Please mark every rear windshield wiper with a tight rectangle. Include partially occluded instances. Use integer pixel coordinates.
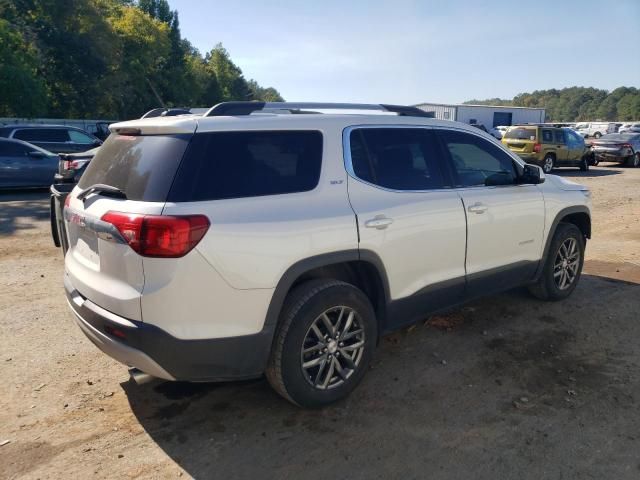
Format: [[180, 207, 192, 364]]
[[77, 184, 127, 201]]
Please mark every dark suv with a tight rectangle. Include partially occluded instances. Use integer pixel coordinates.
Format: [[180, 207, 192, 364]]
[[0, 125, 102, 154]]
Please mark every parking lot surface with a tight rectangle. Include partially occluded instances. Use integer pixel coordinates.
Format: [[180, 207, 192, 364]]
[[1, 164, 639, 479]]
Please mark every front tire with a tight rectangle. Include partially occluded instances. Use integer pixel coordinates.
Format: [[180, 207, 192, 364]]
[[594, 132, 602, 139], [542, 154, 555, 174], [266, 279, 377, 408], [528, 223, 585, 301]]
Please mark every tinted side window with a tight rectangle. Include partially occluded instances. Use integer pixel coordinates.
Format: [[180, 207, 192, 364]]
[[439, 129, 517, 187], [554, 130, 565, 144], [68, 129, 95, 144], [0, 141, 29, 156], [542, 130, 553, 143], [169, 131, 323, 202], [14, 128, 70, 142], [349, 128, 445, 190]]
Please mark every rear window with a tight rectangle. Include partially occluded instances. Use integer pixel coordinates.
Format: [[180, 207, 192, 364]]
[[78, 134, 190, 201], [168, 131, 323, 202], [14, 128, 70, 142], [505, 128, 537, 140]]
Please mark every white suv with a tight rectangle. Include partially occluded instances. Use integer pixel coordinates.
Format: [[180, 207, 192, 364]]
[[62, 102, 592, 407]]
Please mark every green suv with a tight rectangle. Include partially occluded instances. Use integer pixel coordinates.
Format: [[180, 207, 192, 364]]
[[502, 126, 593, 173]]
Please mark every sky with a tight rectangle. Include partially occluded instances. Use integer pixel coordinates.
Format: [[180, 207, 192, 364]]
[[170, 0, 640, 105]]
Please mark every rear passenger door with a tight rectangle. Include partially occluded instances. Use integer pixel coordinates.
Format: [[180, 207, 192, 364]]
[[435, 128, 545, 296], [345, 126, 467, 327], [553, 129, 568, 162]]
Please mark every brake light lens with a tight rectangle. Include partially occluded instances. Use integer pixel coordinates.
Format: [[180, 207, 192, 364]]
[[622, 143, 632, 149], [63, 159, 88, 171], [101, 211, 210, 258], [533, 143, 541, 153]]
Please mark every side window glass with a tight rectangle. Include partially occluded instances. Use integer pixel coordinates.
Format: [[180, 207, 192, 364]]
[[14, 128, 69, 142], [349, 128, 445, 191], [554, 130, 565, 144], [68, 130, 95, 144], [438, 129, 516, 187], [0, 141, 29, 156], [542, 130, 553, 143]]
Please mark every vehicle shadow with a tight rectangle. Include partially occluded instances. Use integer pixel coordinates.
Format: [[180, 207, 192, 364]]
[[553, 166, 622, 177], [121, 274, 640, 479], [0, 189, 50, 235]]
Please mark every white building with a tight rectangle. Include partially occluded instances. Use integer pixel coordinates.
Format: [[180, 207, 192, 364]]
[[414, 103, 546, 128]]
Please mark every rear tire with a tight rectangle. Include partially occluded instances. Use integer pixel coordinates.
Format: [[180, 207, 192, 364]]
[[579, 156, 589, 172], [626, 153, 640, 168], [528, 223, 585, 301], [266, 279, 377, 408], [594, 132, 602, 139], [542, 154, 555, 174]]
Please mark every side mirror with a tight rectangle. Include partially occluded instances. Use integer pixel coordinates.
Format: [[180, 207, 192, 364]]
[[28, 151, 47, 159], [520, 164, 545, 184]]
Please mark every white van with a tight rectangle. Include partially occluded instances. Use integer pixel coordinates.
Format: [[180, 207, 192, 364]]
[[574, 122, 616, 138]]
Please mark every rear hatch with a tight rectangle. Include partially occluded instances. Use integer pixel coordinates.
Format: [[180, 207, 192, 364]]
[[64, 124, 194, 320], [503, 127, 538, 153]]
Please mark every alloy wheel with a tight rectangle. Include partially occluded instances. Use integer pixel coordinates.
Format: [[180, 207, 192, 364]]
[[301, 306, 365, 390], [543, 157, 554, 173], [553, 238, 580, 290]]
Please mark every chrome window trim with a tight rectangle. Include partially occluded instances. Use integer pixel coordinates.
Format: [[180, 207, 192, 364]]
[[342, 124, 526, 194]]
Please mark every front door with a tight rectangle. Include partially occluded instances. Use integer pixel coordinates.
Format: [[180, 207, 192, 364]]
[[345, 126, 467, 329], [436, 128, 545, 296]]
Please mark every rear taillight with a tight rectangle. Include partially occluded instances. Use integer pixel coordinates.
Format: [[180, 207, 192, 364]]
[[63, 160, 88, 170], [533, 143, 541, 153], [622, 143, 632, 149], [100, 211, 210, 258]]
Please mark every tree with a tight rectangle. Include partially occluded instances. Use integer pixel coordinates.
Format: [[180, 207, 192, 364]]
[[0, 19, 47, 116]]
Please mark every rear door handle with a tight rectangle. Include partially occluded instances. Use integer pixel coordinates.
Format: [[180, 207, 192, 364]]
[[467, 202, 488, 214], [365, 215, 393, 229]]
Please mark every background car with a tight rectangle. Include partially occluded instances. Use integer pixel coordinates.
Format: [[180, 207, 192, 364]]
[[574, 122, 617, 139], [502, 125, 593, 172], [489, 125, 508, 139], [591, 133, 640, 167], [0, 124, 102, 154], [618, 123, 640, 134], [55, 147, 99, 184], [0, 138, 59, 188]]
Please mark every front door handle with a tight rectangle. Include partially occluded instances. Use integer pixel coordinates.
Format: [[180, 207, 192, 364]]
[[365, 215, 393, 229], [467, 202, 488, 214]]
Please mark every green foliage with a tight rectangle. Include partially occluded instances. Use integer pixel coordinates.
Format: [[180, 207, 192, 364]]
[[0, 0, 284, 119], [0, 19, 47, 116], [465, 87, 640, 121]]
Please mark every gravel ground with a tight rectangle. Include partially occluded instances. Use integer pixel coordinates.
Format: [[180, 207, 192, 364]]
[[1, 163, 639, 480]]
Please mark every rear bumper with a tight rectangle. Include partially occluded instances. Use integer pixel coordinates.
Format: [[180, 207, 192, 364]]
[[594, 152, 628, 163], [65, 276, 274, 382]]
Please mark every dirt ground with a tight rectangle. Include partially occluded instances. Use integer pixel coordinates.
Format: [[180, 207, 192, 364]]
[[1, 164, 639, 480]]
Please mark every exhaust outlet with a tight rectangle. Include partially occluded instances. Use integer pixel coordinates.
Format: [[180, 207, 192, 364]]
[[129, 368, 155, 385]]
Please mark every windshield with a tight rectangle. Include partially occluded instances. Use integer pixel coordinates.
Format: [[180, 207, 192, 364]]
[[78, 134, 190, 201], [504, 127, 537, 140]]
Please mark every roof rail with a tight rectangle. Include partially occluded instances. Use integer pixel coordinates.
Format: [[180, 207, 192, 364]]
[[140, 107, 194, 119], [204, 102, 434, 118]]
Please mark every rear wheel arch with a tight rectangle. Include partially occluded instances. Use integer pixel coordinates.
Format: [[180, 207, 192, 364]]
[[264, 251, 390, 338]]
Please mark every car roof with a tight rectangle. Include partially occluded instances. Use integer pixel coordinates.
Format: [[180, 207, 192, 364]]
[[111, 113, 490, 136], [0, 136, 57, 154], [1, 124, 90, 131]]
